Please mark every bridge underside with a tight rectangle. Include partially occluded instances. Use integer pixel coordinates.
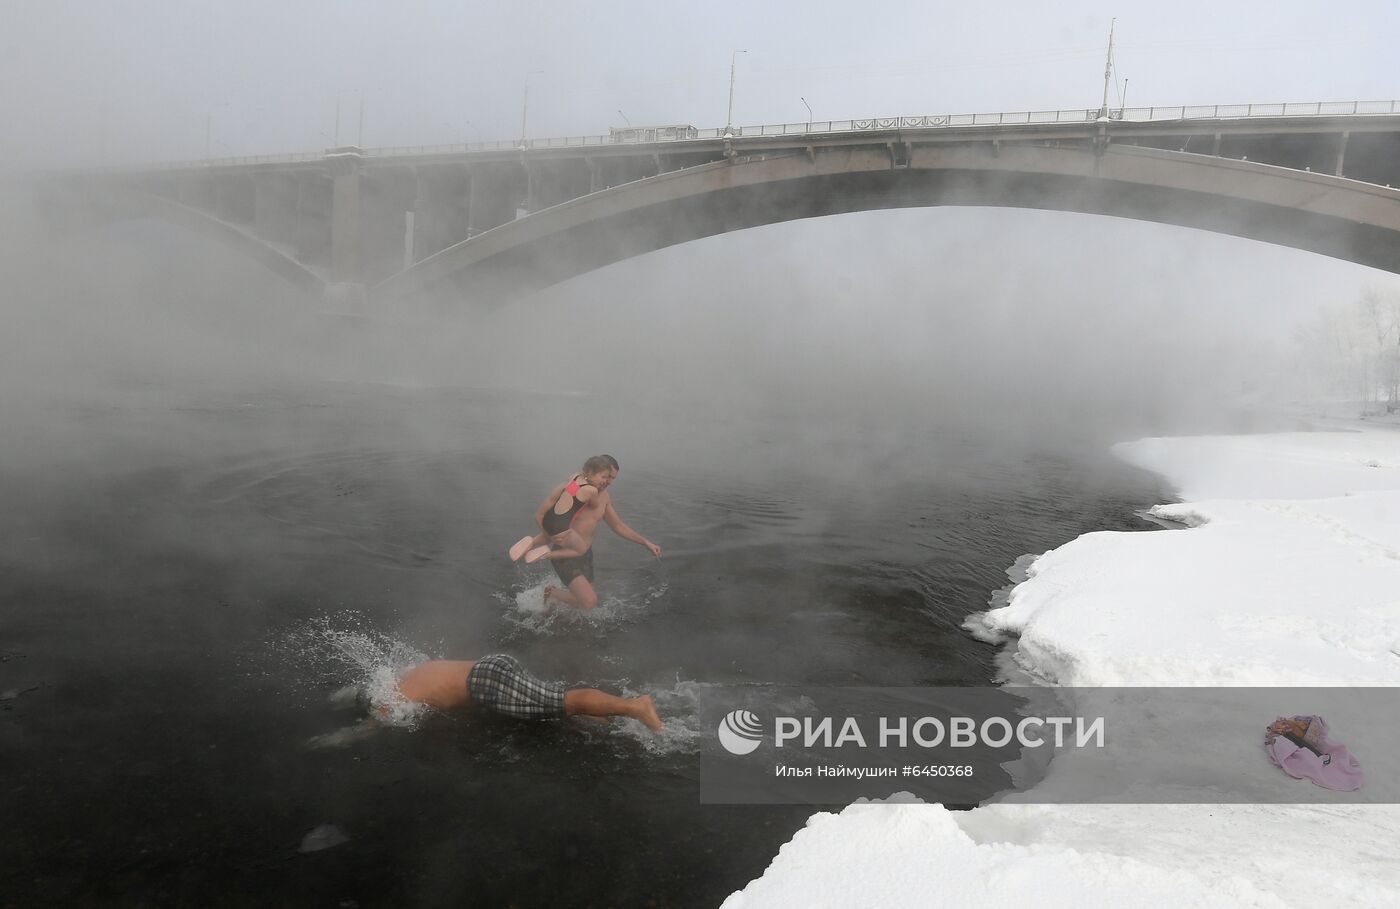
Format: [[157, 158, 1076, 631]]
[[376, 143, 1400, 305], [47, 185, 327, 297]]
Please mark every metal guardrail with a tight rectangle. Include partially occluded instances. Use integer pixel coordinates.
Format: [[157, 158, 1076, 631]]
[[108, 100, 1400, 171]]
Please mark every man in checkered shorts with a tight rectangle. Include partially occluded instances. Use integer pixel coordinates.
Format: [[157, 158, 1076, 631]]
[[392, 654, 663, 731]]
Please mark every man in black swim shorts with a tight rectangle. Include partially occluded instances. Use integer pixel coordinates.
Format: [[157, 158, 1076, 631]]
[[550, 548, 593, 589], [529, 455, 660, 610]]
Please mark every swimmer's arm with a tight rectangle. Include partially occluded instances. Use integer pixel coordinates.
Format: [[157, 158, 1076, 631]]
[[603, 502, 661, 556]]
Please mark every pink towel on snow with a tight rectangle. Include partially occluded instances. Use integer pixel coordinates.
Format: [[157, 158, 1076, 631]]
[[1264, 715, 1364, 791]]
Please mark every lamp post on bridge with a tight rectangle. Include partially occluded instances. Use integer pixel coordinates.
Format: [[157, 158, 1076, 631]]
[[724, 50, 747, 138], [1098, 18, 1116, 120], [520, 70, 544, 147], [801, 96, 812, 132], [331, 92, 371, 149]]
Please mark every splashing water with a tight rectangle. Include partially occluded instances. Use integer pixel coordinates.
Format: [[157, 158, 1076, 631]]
[[279, 613, 431, 729], [598, 678, 726, 756], [497, 578, 669, 637]]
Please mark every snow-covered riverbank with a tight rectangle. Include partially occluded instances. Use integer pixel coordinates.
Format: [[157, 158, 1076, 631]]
[[725, 420, 1400, 908]]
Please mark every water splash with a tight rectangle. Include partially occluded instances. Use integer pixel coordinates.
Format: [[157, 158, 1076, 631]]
[[278, 613, 431, 729], [497, 577, 669, 637], [608, 678, 719, 756]]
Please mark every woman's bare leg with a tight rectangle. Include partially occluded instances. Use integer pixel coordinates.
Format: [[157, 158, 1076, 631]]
[[524, 529, 588, 563], [510, 531, 549, 561], [527, 544, 587, 563]]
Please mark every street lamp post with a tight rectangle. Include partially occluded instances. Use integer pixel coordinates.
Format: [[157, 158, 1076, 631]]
[[520, 70, 544, 145], [801, 96, 812, 132], [1099, 18, 1116, 119], [618, 110, 631, 127], [725, 50, 747, 137], [331, 92, 368, 148]]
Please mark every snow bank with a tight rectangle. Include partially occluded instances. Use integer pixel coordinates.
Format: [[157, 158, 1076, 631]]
[[722, 798, 1273, 909], [725, 422, 1400, 908]]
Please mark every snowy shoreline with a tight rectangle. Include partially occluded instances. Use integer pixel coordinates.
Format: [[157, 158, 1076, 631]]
[[724, 420, 1400, 908]]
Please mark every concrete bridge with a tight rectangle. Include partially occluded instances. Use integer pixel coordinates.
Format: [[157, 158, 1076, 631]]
[[52, 100, 1400, 306]]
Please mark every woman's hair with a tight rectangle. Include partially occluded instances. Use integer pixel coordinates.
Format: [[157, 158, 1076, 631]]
[[582, 454, 619, 475]]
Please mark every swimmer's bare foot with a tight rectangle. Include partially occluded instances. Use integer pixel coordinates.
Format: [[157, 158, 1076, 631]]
[[509, 535, 535, 561], [543, 585, 562, 605], [632, 695, 663, 733]]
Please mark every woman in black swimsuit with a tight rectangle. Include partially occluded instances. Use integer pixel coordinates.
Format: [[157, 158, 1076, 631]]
[[508, 457, 612, 564]]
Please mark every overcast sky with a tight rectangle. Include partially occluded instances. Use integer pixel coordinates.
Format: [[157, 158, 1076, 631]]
[[3, 1, 1398, 167]]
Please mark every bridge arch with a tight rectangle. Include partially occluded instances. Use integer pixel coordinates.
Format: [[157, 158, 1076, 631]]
[[373, 143, 1400, 304], [55, 186, 326, 296]]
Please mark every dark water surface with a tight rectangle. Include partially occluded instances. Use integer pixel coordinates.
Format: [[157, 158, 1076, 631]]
[[0, 380, 1165, 907]]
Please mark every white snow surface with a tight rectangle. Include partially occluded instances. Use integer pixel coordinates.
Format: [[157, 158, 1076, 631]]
[[724, 422, 1400, 908]]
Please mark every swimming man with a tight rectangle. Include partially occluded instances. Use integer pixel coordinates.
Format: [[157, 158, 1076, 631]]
[[394, 654, 663, 731]]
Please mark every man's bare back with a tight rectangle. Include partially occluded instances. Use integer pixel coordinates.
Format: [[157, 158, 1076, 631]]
[[394, 659, 475, 710]]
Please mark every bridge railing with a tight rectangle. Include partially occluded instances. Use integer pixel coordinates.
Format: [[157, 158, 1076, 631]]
[[91, 100, 1400, 171], [365, 136, 611, 157], [707, 100, 1400, 138], [386, 99, 1399, 153], [119, 150, 328, 171]]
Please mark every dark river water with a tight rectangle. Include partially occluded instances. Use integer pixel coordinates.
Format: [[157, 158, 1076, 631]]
[[0, 377, 1166, 907]]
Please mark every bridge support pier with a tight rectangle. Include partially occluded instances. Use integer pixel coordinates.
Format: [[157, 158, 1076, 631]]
[[327, 147, 364, 285], [409, 164, 471, 259], [520, 159, 536, 216], [177, 173, 214, 211], [464, 164, 517, 236], [254, 173, 298, 246], [465, 169, 481, 238], [292, 172, 329, 267]]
